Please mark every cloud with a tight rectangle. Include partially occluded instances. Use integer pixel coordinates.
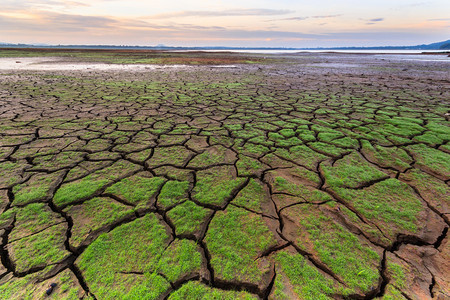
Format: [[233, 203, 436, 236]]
[[428, 18, 450, 21], [360, 17, 384, 25], [272, 14, 342, 22], [0, 11, 118, 33], [393, 2, 432, 10], [0, 7, 447, 47], [279, 17, 308, 21], [2, 0, 90, 11], [148, 9, 293, 19], [311, 14, 342, 19]]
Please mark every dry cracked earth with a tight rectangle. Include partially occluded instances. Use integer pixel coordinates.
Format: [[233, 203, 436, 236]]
[[0, 51, 449, 299]]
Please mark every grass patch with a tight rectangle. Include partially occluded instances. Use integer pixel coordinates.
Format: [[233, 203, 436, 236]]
[[192, 166, 246, 207], [334, 179, 423, 235], [105, 172, 166, 208], [65, 197, 134, 248], [274, 251, 345, 299], [283, 203, 380, 293], [205, 206, 277, 285], [167, 200, 211, 236], [321, 152, 388, 189], [76, 214, 170, 299], [53, 160, 140, 207], [9, 223, 70, 273], [168, 281, 257, 299], [157, 180, 190, 209]]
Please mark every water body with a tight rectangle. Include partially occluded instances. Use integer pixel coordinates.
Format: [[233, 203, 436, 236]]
[[188, 49, 448, 54], [182, 49, 450, 62]]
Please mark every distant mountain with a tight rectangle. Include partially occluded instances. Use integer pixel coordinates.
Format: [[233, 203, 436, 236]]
[[0, 40, 449, 51]]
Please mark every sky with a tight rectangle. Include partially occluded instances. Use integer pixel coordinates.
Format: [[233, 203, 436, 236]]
[[1, 0, 449, 47]]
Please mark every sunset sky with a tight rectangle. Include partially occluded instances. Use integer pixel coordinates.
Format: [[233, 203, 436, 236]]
[[1, 0, 449, 47]]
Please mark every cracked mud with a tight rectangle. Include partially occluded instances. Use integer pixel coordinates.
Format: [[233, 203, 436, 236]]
[[0, 50, 449, 299]]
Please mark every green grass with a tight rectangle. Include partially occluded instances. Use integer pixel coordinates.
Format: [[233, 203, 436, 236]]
[[9, 223, 70, 273], [76, 214, 171, 299], [399, 168, 449, 213], [12, 171, 63, 206], [273, 176, 332, 203], [382, 261, 408, 300], [65, 197, 134, 248], [188, 145, 235, 168], [146, 146, 193, 168], [275, 145, 327, 169], [407, 144, 450, 178], [53, 160, 141, 207], [0, 54, 447, 299], [192, 166, 246, 207], [334, 179, 423, 235], [309, 142, 348, 157], [154, 239, 202, 282], [274, 251, 343, 299], [236, 155, 267, 177], [9, 203, 63, 242], [105, 173, 166, 207], [0, 268, 85, 300], [126, 148, 153, 162], [284, 203, 380, 293], [361, 140, 412, 171], [167, 200, 211, 236], [0, 160, 29, 188], [232, 179, 267, 213], [157, 180, 190, 209], [168, 281, 257, 299], [205, 205, 277, 285], [321, 151, 389, 188]]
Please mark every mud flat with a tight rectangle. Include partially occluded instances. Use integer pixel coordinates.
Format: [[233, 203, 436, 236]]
[[0, 49, 448, 299]]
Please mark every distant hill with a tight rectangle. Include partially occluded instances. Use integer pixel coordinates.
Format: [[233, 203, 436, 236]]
[[324, 39, 450, 51], [0, 40, 449, 51]]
